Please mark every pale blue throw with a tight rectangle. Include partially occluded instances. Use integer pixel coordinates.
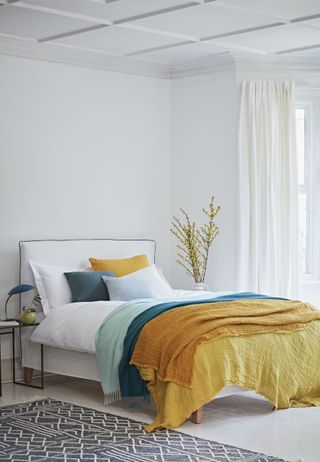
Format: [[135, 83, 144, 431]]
[[95, 299, 163, 402]]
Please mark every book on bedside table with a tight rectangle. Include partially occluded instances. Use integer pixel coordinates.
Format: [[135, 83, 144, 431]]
[[0, 320, 19, 327]]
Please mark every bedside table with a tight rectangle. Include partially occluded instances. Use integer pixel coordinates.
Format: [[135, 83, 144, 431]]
[[0, 322, 44, 397]]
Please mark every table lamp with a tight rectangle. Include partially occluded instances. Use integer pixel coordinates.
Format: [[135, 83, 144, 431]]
[[3, 284, 34, 321]]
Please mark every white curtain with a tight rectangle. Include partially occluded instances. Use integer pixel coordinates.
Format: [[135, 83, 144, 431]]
[[238, 80, 299, 298]]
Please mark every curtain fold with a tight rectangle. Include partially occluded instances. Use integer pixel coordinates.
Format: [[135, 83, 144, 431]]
[[238, 81, 299, 298]]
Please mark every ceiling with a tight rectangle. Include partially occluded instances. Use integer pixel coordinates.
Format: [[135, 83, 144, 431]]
[[1, 0, 320, 68]]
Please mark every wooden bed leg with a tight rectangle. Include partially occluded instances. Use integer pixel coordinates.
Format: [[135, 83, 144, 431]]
[[24, 367, 33, 385], [190, 406, 204, 424]]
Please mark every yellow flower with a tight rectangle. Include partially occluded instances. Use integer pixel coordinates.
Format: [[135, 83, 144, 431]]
[[170, 197, 220, 283]]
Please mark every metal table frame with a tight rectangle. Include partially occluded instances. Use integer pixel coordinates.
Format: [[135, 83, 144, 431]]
[[0, 323, 44, 396]]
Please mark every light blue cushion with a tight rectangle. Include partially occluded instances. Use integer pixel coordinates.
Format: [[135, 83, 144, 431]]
[[101, 277, 155, 301]]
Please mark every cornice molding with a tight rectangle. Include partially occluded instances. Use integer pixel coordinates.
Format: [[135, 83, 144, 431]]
[[0, 36, 170, 79], [296, 86, 320, 98], [0, 35, 236, 79], [170, 53, 235, 79], [1, 36, 320, 82], [234, 54, 320, 76]]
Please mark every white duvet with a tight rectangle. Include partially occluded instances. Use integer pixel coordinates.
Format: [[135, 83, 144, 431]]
[[31, 290, 232, 354]]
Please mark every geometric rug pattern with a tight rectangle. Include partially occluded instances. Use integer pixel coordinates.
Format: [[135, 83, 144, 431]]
[[0, 398, 289, 461]]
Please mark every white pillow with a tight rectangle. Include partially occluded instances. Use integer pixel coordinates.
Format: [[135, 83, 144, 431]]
[[29, 260, 79, 315], [156, 266, 173, 291], [115, 264, 174, 299]]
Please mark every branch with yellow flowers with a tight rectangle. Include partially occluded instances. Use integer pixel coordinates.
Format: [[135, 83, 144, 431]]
[[171, 197, 220, 283]]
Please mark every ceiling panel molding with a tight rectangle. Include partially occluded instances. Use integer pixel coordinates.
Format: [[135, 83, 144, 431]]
[[211, 23, 320, 54], [214, 0, 290, 23], [128, 3, 283, 41], [12, 1, 200, 27], [11, 2, 113, 25], [0, 35, 170, 78], [125, 40, 193, 58], [291, 13, 320, 24], [136, 41, 228, 64], [0, 4, 98, 40], [277, 43, 320, 55], [200, 21, 284, 41], [219, 0, 320, 22], [119, 23, 198, 43], [38, 24, 108, 43], [114, 2, 199, 25], [53, 26, 186, 57]]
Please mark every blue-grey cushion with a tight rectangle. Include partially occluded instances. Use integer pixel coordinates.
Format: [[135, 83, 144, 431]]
[[64, 271, 115, 302], [101, 276, 155, 301]]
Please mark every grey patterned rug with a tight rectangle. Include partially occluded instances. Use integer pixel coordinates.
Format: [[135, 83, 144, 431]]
[[0, 398, 289, 461]]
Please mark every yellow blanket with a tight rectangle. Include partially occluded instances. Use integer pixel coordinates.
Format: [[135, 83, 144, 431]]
[[130, 299, 320, 431]]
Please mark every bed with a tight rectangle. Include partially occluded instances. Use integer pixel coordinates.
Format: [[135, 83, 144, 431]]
[[19, 239, 243, 406], [20, 239, 320, 431]]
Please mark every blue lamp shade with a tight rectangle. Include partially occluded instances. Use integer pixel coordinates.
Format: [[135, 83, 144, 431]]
[[3, 284, 35, 321], [8, 284, 34, 295]]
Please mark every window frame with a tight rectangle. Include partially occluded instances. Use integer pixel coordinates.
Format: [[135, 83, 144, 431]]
[[296, 106, 308, 275]]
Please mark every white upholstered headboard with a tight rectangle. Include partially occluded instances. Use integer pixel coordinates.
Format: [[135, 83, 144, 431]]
[[19, 238, 156, 306]]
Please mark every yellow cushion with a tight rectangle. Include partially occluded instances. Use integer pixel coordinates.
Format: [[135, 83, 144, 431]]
[[89, 254, 149, 277]]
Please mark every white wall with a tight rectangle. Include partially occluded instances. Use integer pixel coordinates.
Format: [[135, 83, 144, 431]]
[[170, 71, 239, 290], [0, 55, 171, 357], [2, 52, 320, 365]]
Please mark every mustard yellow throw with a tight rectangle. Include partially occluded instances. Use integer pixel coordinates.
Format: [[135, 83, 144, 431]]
[[130, 299, 320, 431]]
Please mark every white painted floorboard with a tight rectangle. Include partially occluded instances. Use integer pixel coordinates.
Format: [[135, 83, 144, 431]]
[[1, 376, 319, 462]]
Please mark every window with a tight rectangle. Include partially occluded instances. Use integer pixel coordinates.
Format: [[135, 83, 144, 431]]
[[296, 99, 320, 280]]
